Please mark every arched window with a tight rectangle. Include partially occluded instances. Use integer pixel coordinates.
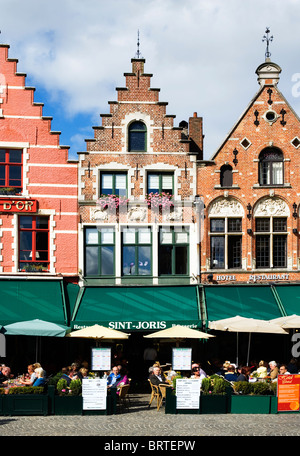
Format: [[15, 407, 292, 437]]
[[259, 147, 284, 186], [128, 121, 147, 152], [220, 164, 233, 187]]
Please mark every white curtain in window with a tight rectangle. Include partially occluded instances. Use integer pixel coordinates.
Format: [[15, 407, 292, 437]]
[[162, 174, 173, 191], [148, 174, 159, 190], [115, 174, 126, 190], [272, 162, 283, 184], [102, 174, 113, 190]]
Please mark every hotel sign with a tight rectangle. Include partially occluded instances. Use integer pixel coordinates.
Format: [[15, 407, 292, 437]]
[[0, 199, 38, 213]]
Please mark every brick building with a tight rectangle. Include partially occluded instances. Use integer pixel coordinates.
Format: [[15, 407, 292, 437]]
[[0, 44, 78, 359], [72, 57, 204, 335], [198, 57, 300, 284]]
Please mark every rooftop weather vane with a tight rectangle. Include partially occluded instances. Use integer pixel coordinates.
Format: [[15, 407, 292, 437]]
[[135, 30, 143, 59], [262, 27, 273, 60]]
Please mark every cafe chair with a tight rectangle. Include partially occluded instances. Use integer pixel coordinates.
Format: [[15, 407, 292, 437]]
[[148, 379, 161, 410], [158, 384, 172, 410], [117, 384, 130, 413]]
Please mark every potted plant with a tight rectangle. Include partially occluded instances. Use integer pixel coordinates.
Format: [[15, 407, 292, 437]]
[[200, 375, 231, 414], [53, 378, 83, 415]]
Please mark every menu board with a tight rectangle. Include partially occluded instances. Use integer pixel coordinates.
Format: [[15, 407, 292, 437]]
[[277, 374, 300, 412], [82, 378, 107, 410], [176, 378, 201, 409], [91, 347, 111, 371], [172, 348, 192, 370]]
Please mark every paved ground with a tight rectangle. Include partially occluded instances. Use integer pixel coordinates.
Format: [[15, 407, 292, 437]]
[[0, 394, 300, 439]]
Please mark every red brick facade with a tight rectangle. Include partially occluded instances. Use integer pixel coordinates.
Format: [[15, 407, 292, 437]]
[[78, 58, 202, 285], [0, 45, 78, 280], [197, 59, 300, 285]]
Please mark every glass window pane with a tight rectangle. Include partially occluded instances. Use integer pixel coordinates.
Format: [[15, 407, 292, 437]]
[[85, 246, 99, 275], [138, 246, 151, 275], [129, 132, 145, 151], [101, 246, 114, 275], [148, 174, 159, 193], [210, 219, 225, 232], [256, 218, 270, 232], [273, 218, 287, 232], [86, 228, 98, 245], [0, 165, 5, 185], [122, 246, 136, 275], [175, 246, 188, 274], [162, 174, 173, 193], [0, 150, 5, 162], [115, 174, 126, 190], [36, 217, 49, 229], [36, 232, 48, 251], [273, 235, 287, 268], [256, 235, 270, 268], [123, 228, 136, 244], [228, 218, 242, 232], [20, 231, 32, 251], [272, 162, 283, 185], [19, 216, 33, 229], [211, 236, 225, 268], [175, 231, 188, 244], [228, 235, 242, 268], [101, 174, 113, 194], [9, 150, 22, 163], [138, 227, 151, 244], [160, 229, 172, 244], [159, 245, 172, 275], [9, 165, 21, 186], [101, 228, 114, 244]]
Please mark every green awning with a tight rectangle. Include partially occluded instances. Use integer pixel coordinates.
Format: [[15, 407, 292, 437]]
[[272, 285, 300, 316], [71, 286, 201, 331], [203, 285, 284, 322], [0, 279, 68, 326]]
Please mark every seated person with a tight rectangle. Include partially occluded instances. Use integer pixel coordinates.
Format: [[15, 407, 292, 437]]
[[0, 367, 11, 385], [20, 364, 36, 386], [255, 360, 268, 378], [60, 366, 72, 386], [107, 366, 121, 388], [149, 366, 169, 386], [32, 367, 46, 387], [116, 367, 130, 387], [224, 364, 238, 382]]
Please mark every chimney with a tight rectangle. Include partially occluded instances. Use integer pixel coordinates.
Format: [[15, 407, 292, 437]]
[[189, 112, 203, 159]]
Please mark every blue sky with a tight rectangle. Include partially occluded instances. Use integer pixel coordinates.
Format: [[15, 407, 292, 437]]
[[1, 0, 300, 161]]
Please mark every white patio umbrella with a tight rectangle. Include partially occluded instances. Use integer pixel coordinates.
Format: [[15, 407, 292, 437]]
[[144, 325, 214, 347], [66, 324, 130, 340], [269, 314, 300, 329], [208, 315, 288, 365]]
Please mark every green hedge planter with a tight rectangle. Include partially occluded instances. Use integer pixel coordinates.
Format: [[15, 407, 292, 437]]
[[1, 394, 49, 416], [200, 394, 228, 414], [229, 395, 275, 414], [165, 388, 228, 414]]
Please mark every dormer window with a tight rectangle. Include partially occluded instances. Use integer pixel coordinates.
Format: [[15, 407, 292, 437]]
[[128, 121, 147, 152], [259, 147, 283, 186]]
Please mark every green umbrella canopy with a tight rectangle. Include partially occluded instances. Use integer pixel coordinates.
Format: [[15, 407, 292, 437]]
[[3, 319, 71, 337]]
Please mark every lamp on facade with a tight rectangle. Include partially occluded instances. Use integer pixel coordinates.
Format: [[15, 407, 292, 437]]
[[247, 229, 252, 235], [293, 202, 298, 219], [247, 203, 252, 220], [293, 228, 298, 235], [233, 148, 238, 166]]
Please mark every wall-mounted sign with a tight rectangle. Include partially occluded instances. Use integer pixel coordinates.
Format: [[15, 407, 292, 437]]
[[0, 199, 37, 213], [249, 274, 289, 283]]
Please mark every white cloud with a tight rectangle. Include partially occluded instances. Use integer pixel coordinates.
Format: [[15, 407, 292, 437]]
[[1, 0, 300, 159]]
